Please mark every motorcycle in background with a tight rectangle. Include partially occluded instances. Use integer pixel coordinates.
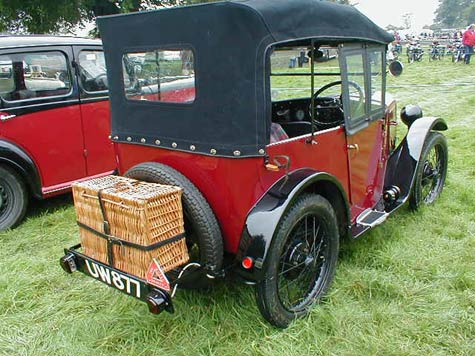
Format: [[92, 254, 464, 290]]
[[407, 42, 424, 63], [451, 41, 465, 63], [429, 41, 445, 61]]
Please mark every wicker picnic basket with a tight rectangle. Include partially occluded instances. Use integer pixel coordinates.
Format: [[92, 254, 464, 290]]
[[72, 175, 189, 279]]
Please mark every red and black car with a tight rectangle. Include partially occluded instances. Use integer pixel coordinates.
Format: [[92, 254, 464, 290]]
[[0, 36, 115, 230], [61, 0, 448, 327]]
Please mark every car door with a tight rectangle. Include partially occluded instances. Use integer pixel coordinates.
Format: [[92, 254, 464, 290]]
[[0, 46, 87, 192], [73, 46, 115, 177], [340, 44, 387, 219]]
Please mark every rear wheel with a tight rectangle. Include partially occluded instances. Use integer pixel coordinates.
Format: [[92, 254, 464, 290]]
[[409, 132, 448, 210], [125, 162, 223, 286], [256, 194, 339, 328], [0, 165, 28, 231]]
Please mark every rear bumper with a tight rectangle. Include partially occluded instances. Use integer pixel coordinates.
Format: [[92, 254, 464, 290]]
[[60, 244, 174, 314]]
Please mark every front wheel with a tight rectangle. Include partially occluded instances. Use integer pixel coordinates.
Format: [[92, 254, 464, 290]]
[[409, 132, 448, 210], [255, 194, 339, 328], [0, 165, 28, 231]]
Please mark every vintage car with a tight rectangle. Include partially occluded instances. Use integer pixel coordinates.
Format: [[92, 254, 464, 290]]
[[0, 36, 115, 231], [60, 0, 448, 327]]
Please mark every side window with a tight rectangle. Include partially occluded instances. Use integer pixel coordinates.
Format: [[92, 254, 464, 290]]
[[345, 53, 367, 122], [369, 49, 384, 114], [0, 51, 71, 102], [340, 44, 386, 133], [0, 60, 14, 96], [122, 48, 195, 104], [78, 50, 108, 92]]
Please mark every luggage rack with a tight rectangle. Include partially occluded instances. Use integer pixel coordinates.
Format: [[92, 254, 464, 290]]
[[60, 244, 209, 315]]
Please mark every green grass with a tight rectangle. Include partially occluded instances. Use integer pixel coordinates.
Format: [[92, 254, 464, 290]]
[[1, 58, 475, 356]]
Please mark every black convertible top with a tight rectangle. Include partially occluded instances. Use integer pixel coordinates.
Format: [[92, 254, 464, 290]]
[[98, 0, 393, 158]]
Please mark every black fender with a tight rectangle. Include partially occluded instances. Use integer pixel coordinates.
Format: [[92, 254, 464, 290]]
[[0, 140, 42, 199], [384, 117, 447, 212], [235, 168, 350, 282]]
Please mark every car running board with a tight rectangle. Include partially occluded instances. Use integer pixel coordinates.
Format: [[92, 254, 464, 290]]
[[356, 208, 388, 228]]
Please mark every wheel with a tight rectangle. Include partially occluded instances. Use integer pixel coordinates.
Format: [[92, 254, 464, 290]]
[[124, 162, 223, 285], [409, 132, 448, 210], [0, 165, 28, 231], [255, 194, 339, 328]]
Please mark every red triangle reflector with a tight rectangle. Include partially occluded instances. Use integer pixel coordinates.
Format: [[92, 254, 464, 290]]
[[146, 258, 170, 292]]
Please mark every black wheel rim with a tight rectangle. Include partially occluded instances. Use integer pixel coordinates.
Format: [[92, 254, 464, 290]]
[[277, 213, 330, 312], [0, 179, 12, 221], [420, 142, 446, 204]]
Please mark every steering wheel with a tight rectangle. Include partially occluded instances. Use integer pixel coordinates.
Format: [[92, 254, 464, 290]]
[[92, 73, 108, 90], [310, 80, 364, 128]]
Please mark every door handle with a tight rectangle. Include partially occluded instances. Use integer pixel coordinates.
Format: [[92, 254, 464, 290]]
[[0, 114, 16, 122], [347, 143, 359, 153]]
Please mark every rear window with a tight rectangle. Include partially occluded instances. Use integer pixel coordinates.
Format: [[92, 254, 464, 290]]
[[122, 48, 195, 104], [0, 51, 71, 101]]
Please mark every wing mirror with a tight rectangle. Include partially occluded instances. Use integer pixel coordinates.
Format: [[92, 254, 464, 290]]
[[388, 60, 404, 77]]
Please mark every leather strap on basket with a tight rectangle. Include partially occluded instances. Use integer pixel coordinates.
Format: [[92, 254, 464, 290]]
[[97, 189, 115, 267], [76, 222, 185, 251]]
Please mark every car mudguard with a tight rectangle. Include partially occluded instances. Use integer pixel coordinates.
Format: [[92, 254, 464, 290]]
[[235, 168, 350, 283], [0, 140, 42, 199], [384, 117, 447, 212]]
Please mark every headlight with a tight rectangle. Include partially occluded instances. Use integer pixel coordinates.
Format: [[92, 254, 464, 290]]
[[400, 104, 423, 127]]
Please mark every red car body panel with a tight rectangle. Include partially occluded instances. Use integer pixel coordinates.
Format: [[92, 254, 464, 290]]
[[1, 101, 115, 196], [78, 100, 116, 177], [346, 119, 386, 218], [1, 105, 87, 187], [115, 125, 355, 254]]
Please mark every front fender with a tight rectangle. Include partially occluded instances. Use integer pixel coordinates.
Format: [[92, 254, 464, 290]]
[[0, 140, 42, 199], [236, 168, 349, 282], [384, 117, 447, 211]]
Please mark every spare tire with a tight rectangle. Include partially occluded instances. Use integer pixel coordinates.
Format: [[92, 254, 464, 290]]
[[124, 162, 224, 279]]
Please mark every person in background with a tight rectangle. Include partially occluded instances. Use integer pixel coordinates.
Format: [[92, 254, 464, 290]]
[[462, 24, 475, 64]]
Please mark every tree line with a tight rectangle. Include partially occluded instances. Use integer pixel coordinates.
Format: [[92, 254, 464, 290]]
[[0, 0, 348, 35], [435, 0, 475, 29]]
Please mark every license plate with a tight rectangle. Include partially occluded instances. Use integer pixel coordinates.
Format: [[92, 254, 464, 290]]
[[84, 259, 142, 299]]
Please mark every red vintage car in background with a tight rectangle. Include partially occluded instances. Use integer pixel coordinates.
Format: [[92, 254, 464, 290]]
[[0, 36, 115, 230], [61, 0, 448, 327]]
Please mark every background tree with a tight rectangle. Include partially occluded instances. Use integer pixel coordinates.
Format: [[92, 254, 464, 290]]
[[435, 0, 475, 29], [0, 0, 352, 35], [401, 12, 414, 29], [0, 0, 194, 34]]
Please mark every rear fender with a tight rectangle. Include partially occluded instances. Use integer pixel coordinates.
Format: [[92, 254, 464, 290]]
[[0, 140, 42, 199], [236, 168, 350, 282], [384, 117, 447, 211]]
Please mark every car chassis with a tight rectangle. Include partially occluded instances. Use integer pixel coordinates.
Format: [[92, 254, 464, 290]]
[[61, 0, 448, 327]]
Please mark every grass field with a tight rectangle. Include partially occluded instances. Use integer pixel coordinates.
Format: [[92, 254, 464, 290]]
[[1, 57, 474, 356]]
